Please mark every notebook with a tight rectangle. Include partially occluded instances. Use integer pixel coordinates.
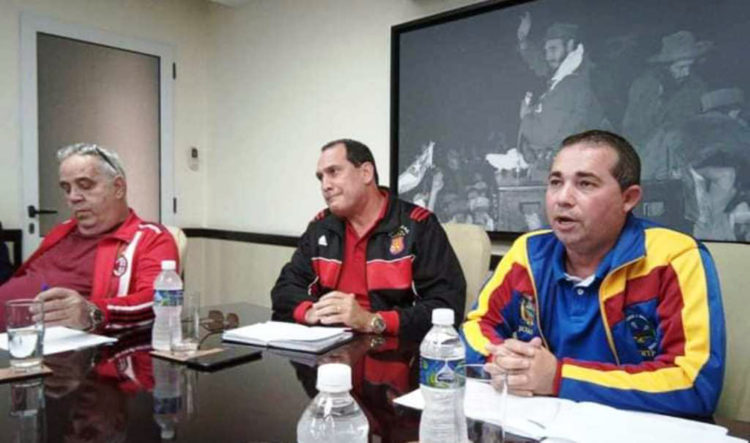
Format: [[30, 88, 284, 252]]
[[221, 321, 354, 353]]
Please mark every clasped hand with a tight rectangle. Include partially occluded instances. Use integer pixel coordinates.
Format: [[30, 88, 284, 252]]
[[483, 337, 558, 397], [304, 291, 373, 332]]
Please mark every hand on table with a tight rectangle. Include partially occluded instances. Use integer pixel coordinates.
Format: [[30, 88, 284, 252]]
[[305, 291, 374, 332], [484, 337, 557, 396], [33, 287, 92, 330]]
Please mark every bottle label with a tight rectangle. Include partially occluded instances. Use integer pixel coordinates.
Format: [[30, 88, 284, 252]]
[[420, 357, 465, 389], [153, 396, 182, 414], [154, 289, 184, 307]]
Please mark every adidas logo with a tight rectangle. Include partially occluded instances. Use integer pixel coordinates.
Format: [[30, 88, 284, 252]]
[[318, 235, 327, 246]]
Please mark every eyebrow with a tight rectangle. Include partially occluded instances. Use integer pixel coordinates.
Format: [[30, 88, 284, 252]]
[[547, 171, 602, 181]]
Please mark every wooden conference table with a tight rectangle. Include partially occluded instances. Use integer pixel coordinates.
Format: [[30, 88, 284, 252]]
[[0, 303, 746, 442]]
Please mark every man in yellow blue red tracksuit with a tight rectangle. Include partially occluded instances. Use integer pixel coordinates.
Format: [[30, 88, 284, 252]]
[[462, 129, 725, 418]]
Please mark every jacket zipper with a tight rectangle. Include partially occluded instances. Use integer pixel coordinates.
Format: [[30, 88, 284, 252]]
[[597, 255, 644, 366]]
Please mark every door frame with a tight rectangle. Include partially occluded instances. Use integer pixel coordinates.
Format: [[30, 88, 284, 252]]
[[20, 13, 175, 257]]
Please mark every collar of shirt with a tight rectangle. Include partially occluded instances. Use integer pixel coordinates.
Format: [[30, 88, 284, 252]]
[[552, 239, 616, 286]]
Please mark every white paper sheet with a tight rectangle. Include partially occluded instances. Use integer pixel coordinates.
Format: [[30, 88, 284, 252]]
[[0, 326, 117, 355], [394, 380, 738, 443]]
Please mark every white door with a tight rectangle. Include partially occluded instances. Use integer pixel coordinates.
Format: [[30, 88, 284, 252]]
[[20, 14, 175, 257]]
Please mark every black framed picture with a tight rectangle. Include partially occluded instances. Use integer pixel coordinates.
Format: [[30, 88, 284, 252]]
[[391, 0, 750, 243]]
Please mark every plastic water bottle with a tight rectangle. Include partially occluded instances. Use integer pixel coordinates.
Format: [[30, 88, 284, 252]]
[[153, 357, 182, 440], [152, 260, 183, 351], [296, 363, 369, 443], [419, 308, 468, 443]]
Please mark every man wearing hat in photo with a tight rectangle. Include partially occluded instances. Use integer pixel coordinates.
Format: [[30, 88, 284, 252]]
[[622, 30, 712, 158], [674, 88, 750, 240], [516, 13, 610, 181]]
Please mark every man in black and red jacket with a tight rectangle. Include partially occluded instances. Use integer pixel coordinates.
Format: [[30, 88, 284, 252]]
[[271, 139, 465, 341]]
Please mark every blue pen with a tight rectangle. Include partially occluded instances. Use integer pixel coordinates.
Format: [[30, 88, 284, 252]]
[[41, 283, 49, 292]]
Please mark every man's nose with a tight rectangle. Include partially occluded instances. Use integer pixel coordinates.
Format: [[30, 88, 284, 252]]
[[67, 188, 84, 203], [320, 176, 332, 192], [555, 183, 575, 206]]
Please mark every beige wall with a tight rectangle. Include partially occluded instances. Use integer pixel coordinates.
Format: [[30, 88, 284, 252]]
[[184, 237, 295, 308], [0, 0, 210, 229], [205, 0, 480, 235], [707, 242, 750, 420]]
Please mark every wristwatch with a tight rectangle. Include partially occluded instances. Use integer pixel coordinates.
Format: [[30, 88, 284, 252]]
[[369, 313, 386, 335], [86, 302, 105, 331]]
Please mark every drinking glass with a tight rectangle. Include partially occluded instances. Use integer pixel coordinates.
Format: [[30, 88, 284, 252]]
[[5, 300, 44, 372], [171, 292, 200, 355], [463, 363, 507, 442]]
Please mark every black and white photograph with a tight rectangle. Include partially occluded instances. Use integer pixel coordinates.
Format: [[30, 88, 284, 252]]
[[393, 0, 750, 243]]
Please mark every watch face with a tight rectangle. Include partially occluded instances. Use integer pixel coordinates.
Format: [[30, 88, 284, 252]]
[[371, 316, 386, 334], [90, 305, 104, 325]]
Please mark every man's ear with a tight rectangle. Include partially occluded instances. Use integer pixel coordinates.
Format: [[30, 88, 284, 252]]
[[360, 162, 375, 185], [113, 176, 127, 199], [622, 184, 642, 213]]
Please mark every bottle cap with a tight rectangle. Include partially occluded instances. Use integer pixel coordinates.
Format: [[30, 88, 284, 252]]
[[161, 260, 177, 271], [432, 308, 454, 325], [316, 363, 352, 393]]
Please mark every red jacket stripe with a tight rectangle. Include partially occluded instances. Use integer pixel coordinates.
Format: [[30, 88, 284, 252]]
[[311, 257, 341, 288], [655, 266, 686, 364], [409, 207, 431, 222], [366, 257, 414, 290]]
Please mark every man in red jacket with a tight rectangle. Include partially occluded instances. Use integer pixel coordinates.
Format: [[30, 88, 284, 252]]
[[0, 143, 178, 332]]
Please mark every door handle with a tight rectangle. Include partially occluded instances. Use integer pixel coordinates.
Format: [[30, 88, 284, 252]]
[[27, 205, 58, 218]]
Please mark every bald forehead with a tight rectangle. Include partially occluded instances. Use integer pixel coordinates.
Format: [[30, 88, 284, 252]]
[[59, 155, 110, 182]]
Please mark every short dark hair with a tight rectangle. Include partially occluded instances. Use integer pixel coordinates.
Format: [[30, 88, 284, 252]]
[[560, 130, 641, 189], [321, 138, 379, 185]]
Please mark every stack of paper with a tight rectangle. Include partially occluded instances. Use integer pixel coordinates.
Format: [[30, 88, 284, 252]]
[[222, 321, 353, 353], [395, 380, 743, 443], [0, 326, 117, 355]]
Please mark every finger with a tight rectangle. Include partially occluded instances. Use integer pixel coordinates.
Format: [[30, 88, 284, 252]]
[[34, 288, 71, 302], [315, 304, 341, 318], [528, 337, 543, 348], [319, 315, 345, 325], [485, 342, 503, 355], [39, 299, 68, 315], [496, 355, 531, 371], [503, 339, 538, 358], [483, 362, 502, 376], [43, 309, 71, 324], [506, 373, 530, 388], [312, 296, 341, 310]]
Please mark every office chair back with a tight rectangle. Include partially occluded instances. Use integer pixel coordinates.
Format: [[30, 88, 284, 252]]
[[441, 222, 492, 315]]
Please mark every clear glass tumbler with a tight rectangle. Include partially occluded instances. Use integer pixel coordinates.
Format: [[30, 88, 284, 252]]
[[5, 299, 45, 372], [170, 292, 200, 355]]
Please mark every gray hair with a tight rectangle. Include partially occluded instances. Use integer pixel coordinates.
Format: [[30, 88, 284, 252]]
[[56, 143, 126, 180]]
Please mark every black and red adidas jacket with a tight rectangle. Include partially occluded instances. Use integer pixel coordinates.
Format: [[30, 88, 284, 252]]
[[271, 192, 466, 341]]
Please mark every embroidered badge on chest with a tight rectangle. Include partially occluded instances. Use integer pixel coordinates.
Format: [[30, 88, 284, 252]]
[[627, 312, 657, 358], [520, 293, 536, 326], [388, 225, 410, 256], [114, 256, 128, 277], [389, 236, 404, 255]]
